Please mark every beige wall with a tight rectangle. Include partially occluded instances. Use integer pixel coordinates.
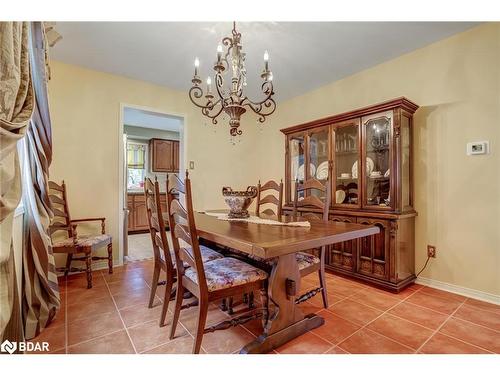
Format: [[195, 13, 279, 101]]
[[257, 23, 500, 295], [48, 61, 261, 265]]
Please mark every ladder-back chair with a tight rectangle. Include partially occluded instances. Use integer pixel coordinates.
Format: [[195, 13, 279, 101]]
[[144, 177, 176, 326], [167, 172, 268, 354], [292, 177, 331, 308], [49, 181, 112, 289], [256, 179, 283, 218]]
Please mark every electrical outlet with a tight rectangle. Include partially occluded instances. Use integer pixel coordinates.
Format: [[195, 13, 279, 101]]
[[427, 245, 436, 258]]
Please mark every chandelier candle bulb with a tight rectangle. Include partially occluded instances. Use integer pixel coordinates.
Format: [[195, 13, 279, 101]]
[[206, 76, 212, 92], [264, 50, 269, 71], [217, 45, 223, 62], [194, 57, 200, 76]]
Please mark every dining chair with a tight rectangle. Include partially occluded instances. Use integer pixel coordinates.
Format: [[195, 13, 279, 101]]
[[256, 179, 283, 218], [48, 181, 113, 289], [167, 171, 268, 354], [143, 177, 224, 326], [292, 177, 331, 308]]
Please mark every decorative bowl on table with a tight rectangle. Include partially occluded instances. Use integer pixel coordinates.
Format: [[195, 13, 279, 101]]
[[222, 186, 258, 219]]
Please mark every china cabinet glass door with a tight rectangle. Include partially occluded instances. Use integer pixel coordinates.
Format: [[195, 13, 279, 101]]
[[307, 126, 330, 201], [362, 111, 392, 209], [332, 119, 360, 207], [289, 134, 306, 201]]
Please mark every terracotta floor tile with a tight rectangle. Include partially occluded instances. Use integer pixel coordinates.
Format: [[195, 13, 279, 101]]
[[66, 286, 111, 306], [325, 346, 349, 354], [67, 311, 124, 346], [338, 328, 413, 354], [303, 291, 345, 310], [67, 296, 116, 321], [102, 268, 150, 283], [276, 332, 333, 354], [299, 302, 323, 316], [328, 299, 383, 326], [440, 317, 500, 353], [120, 302, 166, 328], [312, 310, 361, 345], [420, 333, 490, 354], [28, 323, 66, 353], [367, 314, 434, 349], [406, 292, 462, 315], [418, 286, 467, 302], [107, 276, 150, 295], [326, 278, 366, 297], [143, 335, 196, 354], [66, 271, 106, 284], [348, 289, 401, 311], [201, 326, 255, 354], [463, 298, 500, 315], [68, 330, 135, 354], [389, 302, 448, 330], [453, 304, 500, 331], [113, 287, 161, 309], [128, 318, 188, 353], [365, 283, 422, 300]]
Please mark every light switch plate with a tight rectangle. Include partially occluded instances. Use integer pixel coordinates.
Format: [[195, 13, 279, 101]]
[[467, 141, 489, 155], [189, 161, 195, 169]]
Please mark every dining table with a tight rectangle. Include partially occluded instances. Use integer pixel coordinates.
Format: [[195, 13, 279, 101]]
[[195, 210, 380, 354]]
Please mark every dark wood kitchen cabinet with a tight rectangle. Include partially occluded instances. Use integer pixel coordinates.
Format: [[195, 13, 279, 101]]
[[149, 138, 180, 173], [127, 192, 168, 233], [281, 97, 418, 292]]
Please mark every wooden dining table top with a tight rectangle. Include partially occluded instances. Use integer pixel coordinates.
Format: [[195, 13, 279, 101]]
[[195, 210, 380, 259]]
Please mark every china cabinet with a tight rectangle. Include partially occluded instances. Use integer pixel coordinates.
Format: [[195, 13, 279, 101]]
[[281, 97, 418, 291]]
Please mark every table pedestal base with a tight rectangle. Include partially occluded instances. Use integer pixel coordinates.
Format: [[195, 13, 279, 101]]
[[239, 313, 324, 354]]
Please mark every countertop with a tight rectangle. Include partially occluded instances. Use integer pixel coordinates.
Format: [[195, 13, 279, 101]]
[[127, 190, 168, 195]]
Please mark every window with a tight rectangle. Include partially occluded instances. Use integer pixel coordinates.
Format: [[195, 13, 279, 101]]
[[127, 141, 147, 190]]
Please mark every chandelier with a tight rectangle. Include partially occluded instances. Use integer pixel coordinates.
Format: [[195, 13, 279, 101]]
[[189, 22, 276, 137]]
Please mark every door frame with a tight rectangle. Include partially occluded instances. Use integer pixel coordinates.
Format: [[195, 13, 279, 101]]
[[118, 103, 186, 265]]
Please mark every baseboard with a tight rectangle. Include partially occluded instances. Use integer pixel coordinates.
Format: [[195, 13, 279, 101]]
[[416, 276, 500, 305]]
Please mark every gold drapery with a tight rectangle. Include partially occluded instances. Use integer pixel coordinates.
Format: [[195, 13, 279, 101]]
[[0, 22, 34, 342]]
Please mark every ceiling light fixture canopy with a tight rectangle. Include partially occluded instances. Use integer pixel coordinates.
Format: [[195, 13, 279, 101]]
[[189, 22, 276, 137]]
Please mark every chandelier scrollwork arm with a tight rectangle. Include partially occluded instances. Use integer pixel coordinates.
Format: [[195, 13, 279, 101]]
[[241, 81, 277, 122]]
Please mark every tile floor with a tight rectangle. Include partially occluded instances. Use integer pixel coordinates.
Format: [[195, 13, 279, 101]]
[[31, 260, 500, 354]]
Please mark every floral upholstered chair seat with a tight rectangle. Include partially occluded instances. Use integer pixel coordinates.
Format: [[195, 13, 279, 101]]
[[52, 234, 112, 251], [184, 257, 268, 292], [229, 248, 319, 270], [160, 244, 223, 266]]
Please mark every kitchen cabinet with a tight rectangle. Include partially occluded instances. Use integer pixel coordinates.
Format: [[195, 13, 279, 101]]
[[127, 192, 168, 233], [149, 138, 180, 173]]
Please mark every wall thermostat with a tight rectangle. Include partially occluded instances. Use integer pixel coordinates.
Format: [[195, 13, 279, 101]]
[[467, 141, 489, 156]]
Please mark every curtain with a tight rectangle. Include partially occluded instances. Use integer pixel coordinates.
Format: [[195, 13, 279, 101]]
[[127, 143, 146, 169], [0, 22, 34, 342], [21, 22, 60, 340]]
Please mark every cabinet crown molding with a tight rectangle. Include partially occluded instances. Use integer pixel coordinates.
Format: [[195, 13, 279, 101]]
[[280, 97, 419, 135]]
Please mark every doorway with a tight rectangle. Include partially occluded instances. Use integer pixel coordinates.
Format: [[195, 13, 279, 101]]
[[118, 104, 185, 265]]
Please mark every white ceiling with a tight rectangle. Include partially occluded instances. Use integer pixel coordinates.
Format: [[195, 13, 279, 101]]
[[51, 22, 478, 102], [123, 107, 182, 132]]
